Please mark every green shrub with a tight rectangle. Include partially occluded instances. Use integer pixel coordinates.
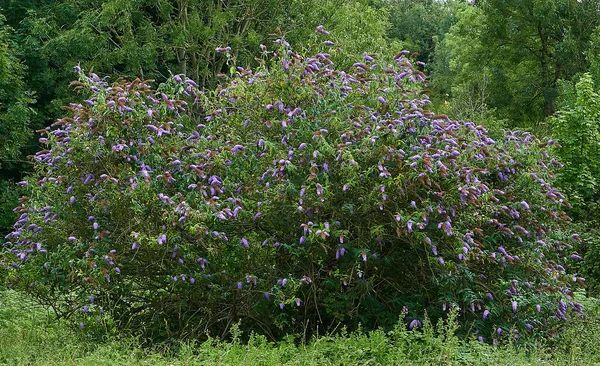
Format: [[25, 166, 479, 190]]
[[2, 31, 582, 343], [552, 73, 600, 218]]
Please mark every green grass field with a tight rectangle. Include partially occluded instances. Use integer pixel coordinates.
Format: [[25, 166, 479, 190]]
[[2, 289, 600, 365]]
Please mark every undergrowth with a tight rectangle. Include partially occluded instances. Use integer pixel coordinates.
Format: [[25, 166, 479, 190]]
[[2, 288, 600, 365]]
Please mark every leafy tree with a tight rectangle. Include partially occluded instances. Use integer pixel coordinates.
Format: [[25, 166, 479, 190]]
[[0, 14, 34, 168], [5, 0, 287, 122], [387, 0, 461, 65], [432, 0, 600, 127], [551, 73, 600, 295], [552, 73, 600, 215], [285, 0, 396, 65]]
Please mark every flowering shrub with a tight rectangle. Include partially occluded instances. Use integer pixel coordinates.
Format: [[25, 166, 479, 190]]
[[2, 30, 584, 342]]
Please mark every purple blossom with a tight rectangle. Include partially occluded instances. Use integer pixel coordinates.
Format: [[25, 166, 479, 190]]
[[409, 319, 421, 330], [316, 25, 330, 35], [483, 310, 490, 319], [241, 237, 249, 248], [215, 46, 231, 53]]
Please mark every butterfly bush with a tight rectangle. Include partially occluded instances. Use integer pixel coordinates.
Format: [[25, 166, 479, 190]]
[[1, 33, 584, 342]]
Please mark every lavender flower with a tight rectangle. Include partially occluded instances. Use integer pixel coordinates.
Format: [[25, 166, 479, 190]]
[[215, 46, 231, 53], [409, 319, 421, 330], [316, 25, 330, 35]]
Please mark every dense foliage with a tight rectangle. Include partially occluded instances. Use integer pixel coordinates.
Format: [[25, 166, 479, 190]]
[[552, 74, 600, 217], [431, 0, 600, 127], [2, 36, 584, 343], [0, 14, 34, 167]]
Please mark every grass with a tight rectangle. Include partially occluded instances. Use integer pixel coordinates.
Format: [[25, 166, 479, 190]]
[[2, 288, 600, 365]]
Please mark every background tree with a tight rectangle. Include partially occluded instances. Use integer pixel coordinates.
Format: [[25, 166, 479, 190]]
[[0, 14, 34, 167], [386, 0, 460, 65], [0, 14, 34, 237], [431, 0, 600, 128]]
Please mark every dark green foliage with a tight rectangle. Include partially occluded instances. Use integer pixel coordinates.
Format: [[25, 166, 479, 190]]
[[0, 14, 35, 167], [431, 0, 600, 127], [387, 0, 458, 65]]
